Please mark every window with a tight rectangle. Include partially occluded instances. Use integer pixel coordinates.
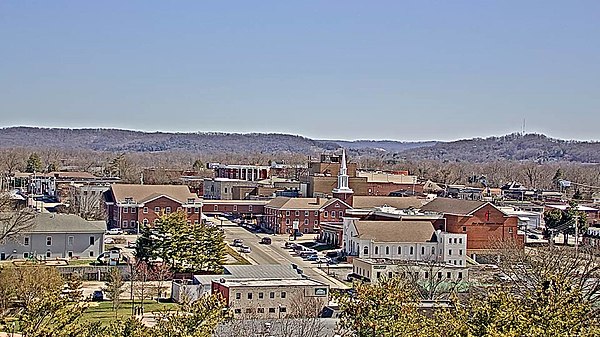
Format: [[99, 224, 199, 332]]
[[89, 251, 94, 257], [257, 308, 265, 313], [304, 219, 308, 225], [68, 236, 74, 246], [397, 246, 402, 254], [459, 249, 463, 256], [269, 292, 275, 299], [458, 272, 463, 279], [165, 207, 171, 214], [122, 220, 128, 228], [268, 308, 276, 313], [258, 292, 264, 299], [46, 250, 51, 258], [459, 238, 463, 244], [324, 211, 328, 218], [123, 207, 128, 213], [214, 205, 218, 211], [305, 211, 309, 216], [462, 226, 467, 232], [286, 211, 290, 216], [314, 211, 318, 216], [437, 272, 442, 279], [432, 247, 435, 254], [23, 252, 29, 259], [421, 247, 425, 255], [249, 205, 253, 211], [314, 220, 318, 225], [89, 236, 95, 245], [385, 246, 390, 255], [143, 207, 148, 214], [508, 228, 514, 234], [187, 207, 192, 213], [295, 210, 299, 216], [363, 246, 369, 255], [447, 272, 452, 279], [376, 272, 381, 279], [286, 219, 290, 225], [453, 238, 457, 244], [154, 207, 160, 213], [279, 307, 287, 313], [131, 207, 136, 213], [449, 249, 452, 256], [303, 228, 308, 233], [46, 236, 52, 246], [425, 272, 429, 279], [24, 237, 30, 245], [143, 218, 148, 225], [235, 293, 241, 300], [233, 205, 238, 211], [234, 309, 241, 314], [247, 293, 253, 300], [331, 211, 336, 218], [410, 247, 414, 255], [68, 251, 73, 258], [374, 246, 379, 254], [194, 220, 199, 224], [281, 292, 286, 298], [448, 238, 451, 244], [459, 260, 463, 265]]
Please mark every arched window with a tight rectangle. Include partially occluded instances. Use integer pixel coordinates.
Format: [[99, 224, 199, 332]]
[[385, 246, 390, 255], [398, 246, 402, 254], [363, 246, 369, 255], [375, 246, 379, 254]]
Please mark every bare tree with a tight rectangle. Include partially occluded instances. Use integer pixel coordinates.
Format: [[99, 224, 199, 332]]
[[0, 195, 35, 244]]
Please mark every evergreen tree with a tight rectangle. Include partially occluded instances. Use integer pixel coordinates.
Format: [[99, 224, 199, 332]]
[[25, 153, 43, 173], [103, 268, 125, 316]]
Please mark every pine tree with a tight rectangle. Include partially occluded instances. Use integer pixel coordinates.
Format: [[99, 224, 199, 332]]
[[25, 152, 43, 173]]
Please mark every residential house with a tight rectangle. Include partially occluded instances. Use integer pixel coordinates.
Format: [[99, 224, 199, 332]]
[[0, 213, 104, 260]]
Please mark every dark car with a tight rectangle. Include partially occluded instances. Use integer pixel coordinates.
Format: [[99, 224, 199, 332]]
[[91, 290, 104, 301], [260, 237, 272, 245]]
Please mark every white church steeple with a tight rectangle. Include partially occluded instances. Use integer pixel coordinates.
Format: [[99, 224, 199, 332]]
[[333, 149, 353, 195]]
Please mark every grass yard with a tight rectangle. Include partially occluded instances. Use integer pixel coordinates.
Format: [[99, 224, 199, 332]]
[[81, 300, 179, 323]]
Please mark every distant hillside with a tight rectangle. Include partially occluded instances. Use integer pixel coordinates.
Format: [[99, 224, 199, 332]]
[[328, 140, 436, 152], [0, 127, 340, 154], [0, 128, 598, 163], [398, 133, 600, 163]]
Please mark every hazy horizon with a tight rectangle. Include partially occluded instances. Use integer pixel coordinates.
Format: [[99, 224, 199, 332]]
[[1, 1, 599, 141]]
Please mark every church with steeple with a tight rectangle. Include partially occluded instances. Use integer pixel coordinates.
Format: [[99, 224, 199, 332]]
[[332, 149, 354, 206]]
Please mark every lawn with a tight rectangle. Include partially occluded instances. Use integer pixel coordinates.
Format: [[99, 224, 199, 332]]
[[81, 300, 179, 323]]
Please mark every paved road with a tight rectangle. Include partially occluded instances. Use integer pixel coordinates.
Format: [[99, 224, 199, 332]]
[[222, 224, 348, 289]]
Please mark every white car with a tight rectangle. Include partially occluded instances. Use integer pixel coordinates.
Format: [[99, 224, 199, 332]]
[[106, 228, 123, 235]]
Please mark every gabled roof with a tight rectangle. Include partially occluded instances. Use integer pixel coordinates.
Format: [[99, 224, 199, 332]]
[[354, 220, 436, 243], [265, 197, 329, 210], [110, 184, 197, 204], [352, 196, 425, 210], [24, 213, 106, 233], [420, 197, 487, 216]]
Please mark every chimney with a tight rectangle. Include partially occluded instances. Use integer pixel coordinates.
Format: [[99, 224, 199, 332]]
[[316, 196, 320, 205]]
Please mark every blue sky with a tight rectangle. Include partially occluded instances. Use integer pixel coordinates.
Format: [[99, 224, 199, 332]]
[[1, 1, 599, 141]]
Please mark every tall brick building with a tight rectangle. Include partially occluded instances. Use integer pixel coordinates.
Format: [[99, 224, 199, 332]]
[[264, 197, 350, 234], [420, 198, 523, 256], [104, 184, 202, 231]]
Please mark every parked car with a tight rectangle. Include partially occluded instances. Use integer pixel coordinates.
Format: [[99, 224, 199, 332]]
[[232, 239, 243, 247], [239, 246, 251, 253], [106, 228, 123, 235], [91, 290, 104, 301], [127, 240, 136, 248], [299, 250, 318, 258], [104, 237, 115, 244], [326, 250, 341, 258], [284, 241, 297, 249], [260, 237, 272, 245], [304, 255, 319, 261], [528, 234, 539, 239]]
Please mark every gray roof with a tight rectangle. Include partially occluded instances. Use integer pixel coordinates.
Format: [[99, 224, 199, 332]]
[[354, 220, 436, 243], [223, 265, 304, 279], [27, 213, 106, 233]]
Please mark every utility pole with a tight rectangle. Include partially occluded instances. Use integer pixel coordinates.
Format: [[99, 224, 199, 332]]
[[575, 215, 579, 253]]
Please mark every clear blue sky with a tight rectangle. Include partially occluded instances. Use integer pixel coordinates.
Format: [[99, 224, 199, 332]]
[[1, 1, 599, 141]]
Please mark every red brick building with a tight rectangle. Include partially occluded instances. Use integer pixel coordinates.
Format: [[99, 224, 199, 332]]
[[264, 197, 350, 234], [420, 198, 523, 255], [104, 184, 202, 231], [202, 200, 268, 220]]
